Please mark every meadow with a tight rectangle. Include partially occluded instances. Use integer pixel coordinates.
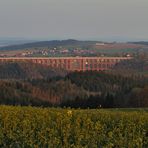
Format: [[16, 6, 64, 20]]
[[0, 106, 147, 148]]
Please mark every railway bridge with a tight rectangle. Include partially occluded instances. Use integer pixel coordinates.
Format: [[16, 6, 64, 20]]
[[0, 57, 132, 71]]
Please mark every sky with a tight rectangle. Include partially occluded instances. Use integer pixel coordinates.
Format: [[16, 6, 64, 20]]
[[0, 0, 148, 41]]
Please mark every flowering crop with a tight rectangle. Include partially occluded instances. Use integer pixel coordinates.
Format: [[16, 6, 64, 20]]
[[0, 106, 147, 147]]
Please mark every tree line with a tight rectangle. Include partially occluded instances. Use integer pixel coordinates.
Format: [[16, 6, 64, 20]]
[[0, 70, 147, 108]]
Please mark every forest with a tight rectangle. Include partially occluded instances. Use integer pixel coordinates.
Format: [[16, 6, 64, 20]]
[[0, 58, 147, 108], [0, 57, 147, 108]]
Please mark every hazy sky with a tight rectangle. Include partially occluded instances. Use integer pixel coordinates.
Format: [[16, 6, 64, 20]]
[[0, 0, 148, 41]]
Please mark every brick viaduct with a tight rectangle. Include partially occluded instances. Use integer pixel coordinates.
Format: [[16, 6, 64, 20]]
[[0, 57, 132, 71]]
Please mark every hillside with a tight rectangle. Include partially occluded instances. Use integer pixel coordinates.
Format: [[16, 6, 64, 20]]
[[0, 39, 146, 51], [0, 71, 147, 108], [0, 58, 147, 108], [130, 41, 148, 45], [111, 58, 148, 76], [0, 61, 66, 79], [0, 39, 96, 51], [0, 79, 89, 106]]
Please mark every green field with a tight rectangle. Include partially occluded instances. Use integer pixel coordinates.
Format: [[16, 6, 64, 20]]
[[0, 106, 148, 148]]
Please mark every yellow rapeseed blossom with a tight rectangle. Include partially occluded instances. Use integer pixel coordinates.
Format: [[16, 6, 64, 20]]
[[0, 105, 147, 147], [67, 110, 72, 116]]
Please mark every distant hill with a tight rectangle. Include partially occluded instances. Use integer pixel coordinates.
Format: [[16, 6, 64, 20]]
[[129, 41, 148, 46], [0, 39, 96, 51], [0, 38, 37, 48], [0, 61, 66, 79], [0, 39, 147, 54]]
